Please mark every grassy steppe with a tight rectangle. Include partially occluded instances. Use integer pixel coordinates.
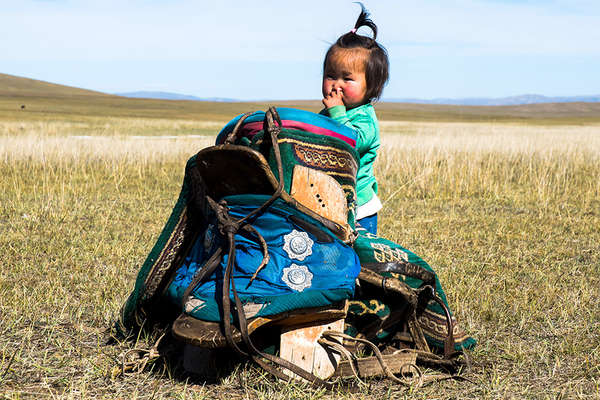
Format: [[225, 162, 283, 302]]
[[3, 72, 600, 125], [1, 75, 599, 398]]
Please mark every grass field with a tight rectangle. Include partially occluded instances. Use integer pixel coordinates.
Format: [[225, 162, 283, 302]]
[[1, 75, 599, 398]]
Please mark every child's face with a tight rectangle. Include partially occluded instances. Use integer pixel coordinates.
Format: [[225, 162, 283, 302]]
[[322, 48, 368, 109]]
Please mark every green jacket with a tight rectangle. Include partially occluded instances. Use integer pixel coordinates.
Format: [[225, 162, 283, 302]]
[[322, 103, 380, 207]]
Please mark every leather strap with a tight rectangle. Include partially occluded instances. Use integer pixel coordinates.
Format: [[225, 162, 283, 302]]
[[362, 261, 436, 287], [224, 112, 254, 145], [180, 247, 223, 310]]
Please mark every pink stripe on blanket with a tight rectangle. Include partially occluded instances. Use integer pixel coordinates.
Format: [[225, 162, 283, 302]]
[[241, 120, 356, 147]]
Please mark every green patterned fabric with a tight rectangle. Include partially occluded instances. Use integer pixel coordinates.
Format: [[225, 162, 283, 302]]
[[348, 227, 477, 351]]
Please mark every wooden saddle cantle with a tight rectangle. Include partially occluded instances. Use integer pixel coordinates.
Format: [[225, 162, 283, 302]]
[[191, 144, 353, 243]]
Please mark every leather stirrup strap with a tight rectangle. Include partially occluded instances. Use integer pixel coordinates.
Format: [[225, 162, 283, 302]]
[[235, 107, 285, 227], [221, 230, 249, 356], [224, 111, 254, 145], [362, 261, 436, 288], [180, 247, 223, 310], [429, 291, 456, 359]]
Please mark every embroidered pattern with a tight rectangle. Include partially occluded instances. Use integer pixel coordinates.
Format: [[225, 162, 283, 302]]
[[348, 299, 387, 316], [290, 141, 357, 180], [142, 209, 190, 302], [372, 243, 409, 263], [418, 308, 469, 343]]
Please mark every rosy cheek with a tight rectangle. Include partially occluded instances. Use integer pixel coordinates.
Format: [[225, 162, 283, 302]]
[[342, 86, 358, 98], [322, 81, 330, 95]]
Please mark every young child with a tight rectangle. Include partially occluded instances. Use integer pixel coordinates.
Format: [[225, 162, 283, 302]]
[[321, 4, 389, 235]]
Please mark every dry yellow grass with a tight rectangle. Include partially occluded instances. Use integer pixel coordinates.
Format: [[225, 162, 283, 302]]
[[5, 120, 598, 160], [0, 117, 227, 137], [0, 134, 213, 164], [1, 117, 599, 398], [378, 122, 600, 206], [380, 121, 600, 153]]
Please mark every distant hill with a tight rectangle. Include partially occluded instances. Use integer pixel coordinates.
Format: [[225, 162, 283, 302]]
[[116, 91, 600, 106], [3, 72, 599, 106], [116, 91, 237, 102], [118, 90, 600, 106], [2, 72, 600, 123], [385, 94, 600, 106], [0, 73, 112, 98]]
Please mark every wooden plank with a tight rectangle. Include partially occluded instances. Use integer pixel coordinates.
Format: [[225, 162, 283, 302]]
[[290, 165, 347, 226], [280, 318, 345, 380]]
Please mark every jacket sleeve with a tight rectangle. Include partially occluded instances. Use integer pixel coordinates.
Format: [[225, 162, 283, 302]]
[[325, 105, 377, 154]]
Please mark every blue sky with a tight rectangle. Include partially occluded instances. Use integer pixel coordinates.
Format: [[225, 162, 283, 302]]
[[1, 0, 599, 100]]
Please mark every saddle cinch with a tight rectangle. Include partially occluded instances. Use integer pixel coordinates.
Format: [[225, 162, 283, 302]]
[[117, 107, 476, 386]]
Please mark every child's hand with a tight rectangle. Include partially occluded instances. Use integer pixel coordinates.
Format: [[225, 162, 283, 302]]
[[322, 87, 344, 109]]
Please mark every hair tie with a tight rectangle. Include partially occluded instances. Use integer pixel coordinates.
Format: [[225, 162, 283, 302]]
[[350, 28, 357, 33]]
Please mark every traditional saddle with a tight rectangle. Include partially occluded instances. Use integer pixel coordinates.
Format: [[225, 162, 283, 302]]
[[117, 107, 475, 386]]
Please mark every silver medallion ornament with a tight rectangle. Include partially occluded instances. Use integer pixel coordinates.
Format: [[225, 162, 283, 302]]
[[283, 229, 313, 261], [282, 264, 313, 292]]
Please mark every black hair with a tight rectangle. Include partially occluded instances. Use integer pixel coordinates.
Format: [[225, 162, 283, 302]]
[[323, 3, 389, 102]]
